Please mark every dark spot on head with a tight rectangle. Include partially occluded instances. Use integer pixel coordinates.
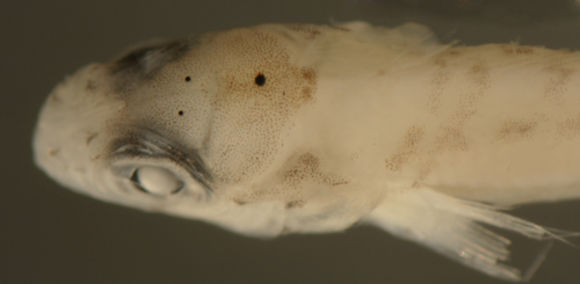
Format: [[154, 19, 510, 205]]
[[255, 73, 266, 86], [178, 110, 184, 116], [185, 76, 191, 82]]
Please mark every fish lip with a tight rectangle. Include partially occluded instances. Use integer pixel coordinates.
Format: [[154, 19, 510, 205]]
[[108, 127, 214, 195]]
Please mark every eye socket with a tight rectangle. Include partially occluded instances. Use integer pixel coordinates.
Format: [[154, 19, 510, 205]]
[[130, 166, 183, 197]]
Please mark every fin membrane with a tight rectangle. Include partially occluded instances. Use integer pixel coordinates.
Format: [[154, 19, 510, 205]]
[[365, 186, 576, 281]]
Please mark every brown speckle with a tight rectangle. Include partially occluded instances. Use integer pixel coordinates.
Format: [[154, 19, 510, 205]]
[[233, 198, 248, 206], [436, 127, 468, 152], [206, 29, 319, 182], [501, 44, 535, 55], [498, 120, 537, 141], [471, 64, 482, 73], [48, 148, 60, 157], [217, 33, 316, 113], [301, 68, 316, 84], [331, 180, 349, 186], [285, 200, 305, 209], [85, 80, 97, 91], [544, 66, 575, 102], [284, 153, 349, 187], [385, 126, 424, 172], [231, 153, 348, 206], [516, 46, 534, 54], [428, 63, 450, 113], [301, 87, 312, 99], [467, 62, 490, 89], [288, 25, 322, 39], [404, 126, 424, 148], [448, 60, 490, 126], [558, 115, 580, 139], [331, 26, 351, 32], [433, 56, 447, 68], [85, 133, 98, 145], [49, 93, 61, 103], [385, 153, 408, 172], [448, 50, 461, 56]]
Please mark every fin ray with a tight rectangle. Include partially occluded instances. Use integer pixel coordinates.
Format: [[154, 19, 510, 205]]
[[365, 186, 574, 281]]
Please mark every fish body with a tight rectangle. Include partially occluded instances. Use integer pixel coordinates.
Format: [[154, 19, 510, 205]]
[[33, 22, 580, 281]]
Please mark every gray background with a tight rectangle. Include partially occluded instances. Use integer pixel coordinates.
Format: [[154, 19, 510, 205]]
[[3, 0, 580, 283]]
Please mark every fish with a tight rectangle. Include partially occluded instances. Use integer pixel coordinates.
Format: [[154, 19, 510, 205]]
[[32, 21, 580, 281]]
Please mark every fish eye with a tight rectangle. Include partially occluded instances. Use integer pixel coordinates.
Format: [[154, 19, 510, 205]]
[[130, 166, 183, 197]]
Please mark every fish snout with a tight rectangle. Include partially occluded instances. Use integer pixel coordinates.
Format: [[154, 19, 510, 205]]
[[33, 63, 123, 193]]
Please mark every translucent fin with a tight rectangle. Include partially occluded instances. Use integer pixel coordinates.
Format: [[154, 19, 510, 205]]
[[334, 21, 451, 62], [365, 186, 576, 282]]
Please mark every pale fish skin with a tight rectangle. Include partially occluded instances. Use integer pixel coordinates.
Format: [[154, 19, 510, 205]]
[[33, 22, 580, 281]]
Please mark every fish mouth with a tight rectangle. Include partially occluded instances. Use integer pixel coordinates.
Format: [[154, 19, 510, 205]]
[[108, 127, 213, 198]]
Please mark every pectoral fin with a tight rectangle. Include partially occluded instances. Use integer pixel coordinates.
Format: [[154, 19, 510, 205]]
[[365, 186, 576, 281]]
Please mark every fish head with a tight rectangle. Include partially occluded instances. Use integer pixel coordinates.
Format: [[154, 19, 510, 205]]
[[32, 24, 322, 236]]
